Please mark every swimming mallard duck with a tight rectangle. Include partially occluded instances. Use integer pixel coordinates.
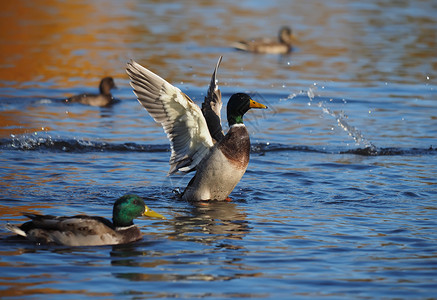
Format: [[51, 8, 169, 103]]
[[66, 77, 117, 107], [5, 194, 165, 246], [232, 26, 295, 54], [126, 57, 268, 201]]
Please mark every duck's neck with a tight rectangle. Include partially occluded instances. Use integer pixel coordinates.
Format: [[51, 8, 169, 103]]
[[101, 90, 112, 96], [228, 115, 244, 126], [100, 85, 112, 96], [112, 215, 134, 228]]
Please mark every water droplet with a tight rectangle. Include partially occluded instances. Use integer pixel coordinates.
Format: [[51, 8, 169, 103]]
[[307, 88, 314, 100]]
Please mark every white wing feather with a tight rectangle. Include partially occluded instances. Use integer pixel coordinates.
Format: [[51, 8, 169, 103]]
[[126, 60, 214, 174]]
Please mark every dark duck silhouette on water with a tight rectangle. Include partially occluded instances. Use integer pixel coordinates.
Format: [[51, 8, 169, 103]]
[[232, 26, 296, 54], [66, 77, 117, 107]]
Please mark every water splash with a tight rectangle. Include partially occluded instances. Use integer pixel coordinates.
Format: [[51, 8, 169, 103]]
[[317, 103, 376, 151], [1, 135, 434, 156], [4, 134, 167, 152], [288, 85, 377, 152]]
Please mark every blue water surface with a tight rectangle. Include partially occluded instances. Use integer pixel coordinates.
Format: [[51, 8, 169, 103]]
[[1, 0, 436, 299]]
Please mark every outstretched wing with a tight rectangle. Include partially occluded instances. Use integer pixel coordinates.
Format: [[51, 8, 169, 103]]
[[126, 60, 214, 174], [202, 56, 225, 143]]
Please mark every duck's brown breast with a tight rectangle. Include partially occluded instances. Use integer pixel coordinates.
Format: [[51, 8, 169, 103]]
[[218, 124, 250, 170]]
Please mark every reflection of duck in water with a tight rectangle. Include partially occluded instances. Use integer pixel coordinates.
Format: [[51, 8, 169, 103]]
[[66, 77, 117, 107], [126, 57, 268, 201], [171, 201, 250, 243], [6, 194, 165, 246], [193, 201, 249, 239], [110, 201, 249, 281], [232, 26, 295, 54]]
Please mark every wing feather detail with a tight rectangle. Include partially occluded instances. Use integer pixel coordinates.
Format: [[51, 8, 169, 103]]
[[126, 60, 214, 174], [202, 56, 225, 143]]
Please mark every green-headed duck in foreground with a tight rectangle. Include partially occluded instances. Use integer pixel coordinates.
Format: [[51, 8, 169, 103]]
[[6, 194, 165, 246]]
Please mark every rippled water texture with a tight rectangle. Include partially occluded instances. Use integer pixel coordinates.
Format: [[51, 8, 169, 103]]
[[1, 0, 436, 299]]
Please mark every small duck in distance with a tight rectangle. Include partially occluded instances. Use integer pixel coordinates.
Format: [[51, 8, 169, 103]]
[[5, 194, 165, 246], [232, 26, 295, 54], [126, 56, 268, 201], [66, 77, 117, 107]]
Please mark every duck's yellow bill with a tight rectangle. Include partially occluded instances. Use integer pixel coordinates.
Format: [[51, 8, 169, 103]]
[[143, 206, 166, 219], [250, 99, 268, 109]]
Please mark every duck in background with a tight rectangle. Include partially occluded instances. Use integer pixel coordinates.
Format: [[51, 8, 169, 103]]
[[232, 26, 296, 54], [66, 77, 117, 107], [5, 194, 165, 246], [126, 57, 268, 201]]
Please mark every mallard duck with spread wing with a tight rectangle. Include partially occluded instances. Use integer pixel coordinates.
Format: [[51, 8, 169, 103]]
[[6, 194, 165, 246], [126, 57, 267, 201]]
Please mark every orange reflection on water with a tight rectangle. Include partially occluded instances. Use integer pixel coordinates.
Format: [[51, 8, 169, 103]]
[[0, 203, 53, 220], [0, 110, 47, 137], [0, 0, 133, 88]]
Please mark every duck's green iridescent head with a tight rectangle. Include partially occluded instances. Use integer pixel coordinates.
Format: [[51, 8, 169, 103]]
[[112, 194, 165, 227], [227, 93, 268, 125]]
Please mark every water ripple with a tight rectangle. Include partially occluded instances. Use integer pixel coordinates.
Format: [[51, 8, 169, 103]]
[[1, 135, 435, 157]]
